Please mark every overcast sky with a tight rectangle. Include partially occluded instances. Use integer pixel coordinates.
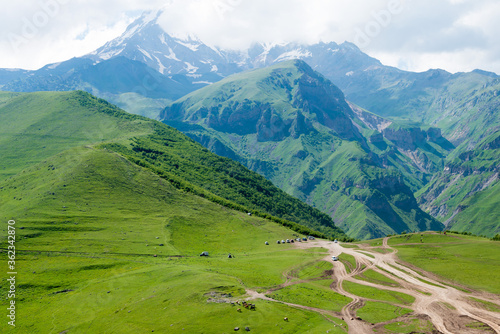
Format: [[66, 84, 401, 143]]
[[1, 0, 500, 74]]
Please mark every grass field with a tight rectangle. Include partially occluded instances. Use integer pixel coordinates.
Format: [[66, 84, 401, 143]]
[[267, 280, 351, 312], [357, 301, 412, 323], [0, 147, 343, 333], [294, 260, 333, 280], [339, 253, 356, 274], [390, 233, 500, 294], [382, 318, 435, 334], [355, 269, 401, 287], [342, 281, 415, 306]]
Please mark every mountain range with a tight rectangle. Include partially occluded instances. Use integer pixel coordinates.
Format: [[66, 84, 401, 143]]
[[0, 10, 498, 239], [161, 60, 444, 239]]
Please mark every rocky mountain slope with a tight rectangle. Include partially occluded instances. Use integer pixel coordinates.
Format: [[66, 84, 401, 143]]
[[161, 60, 443, 239], [417, 132, 500, 236]]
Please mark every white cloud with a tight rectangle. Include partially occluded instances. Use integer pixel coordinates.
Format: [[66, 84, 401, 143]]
[[1, 0, 499, 74], [0, 0, 164, 70]]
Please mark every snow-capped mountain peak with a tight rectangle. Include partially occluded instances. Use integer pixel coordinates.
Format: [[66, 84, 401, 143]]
[[85, 10, 383, 90], [87, 11, 234, 83]]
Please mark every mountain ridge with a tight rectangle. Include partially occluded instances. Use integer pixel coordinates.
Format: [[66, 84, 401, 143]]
[[161, 60, 444, 239]]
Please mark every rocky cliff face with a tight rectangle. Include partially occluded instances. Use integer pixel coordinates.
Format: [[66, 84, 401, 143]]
[[291, 65, 364, 142], [382, 126, 451, 151]]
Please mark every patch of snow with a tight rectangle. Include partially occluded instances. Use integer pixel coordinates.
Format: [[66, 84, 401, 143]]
[[328, 48, 339, 53], [164, 47, 180, 61], [211, 65, 218, 72], [48, 62, 62, 70], [98, 47, 125, 60], [274, 49, 312, 62], [184, 62, 198, 74], [138, 47, 153, 60], [176, 40, 201, 52], [153, 55, 169, 74], [192, 81, 213, 85], [159, 33, 169, 46], [169, 31, 198, 41], [208, 45, 224, 58], [119, 24, 141, 43], [365, 65, 382, 71], [346, 71, 354, 76], [256, 43, 274, 63], [187, 74, 202, 78]]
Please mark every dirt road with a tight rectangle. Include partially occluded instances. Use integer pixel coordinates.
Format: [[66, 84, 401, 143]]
[[247, 237, 500, 334]]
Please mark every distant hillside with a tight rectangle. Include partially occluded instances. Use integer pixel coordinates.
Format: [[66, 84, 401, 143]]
[[0, 90, 348, 240], [0, 57, 198, 119], [418, 132, 500, 237], [161, 60, 443, 239]]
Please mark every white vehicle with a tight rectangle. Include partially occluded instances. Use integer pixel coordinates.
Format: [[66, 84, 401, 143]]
[[332, 256, 339, 261]]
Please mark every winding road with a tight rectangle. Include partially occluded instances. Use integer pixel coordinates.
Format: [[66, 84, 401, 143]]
[[246, 236, 500, 334]]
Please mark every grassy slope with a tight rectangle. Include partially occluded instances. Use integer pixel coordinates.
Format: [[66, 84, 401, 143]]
[[426, 74, 500, 146], [417, 133, 500, 237], [0, 147, 346, 333], [0, 90, 347, 240], [0, 91, 149, 180], [390, 233, 500, 294], [0, 150, 496, 331], [162, 60, 441, 240], [449, 182, 500, 236]]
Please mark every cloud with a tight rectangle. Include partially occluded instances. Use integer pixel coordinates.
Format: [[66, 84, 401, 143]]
[[365, 0, 500, 72], [157, 0, 399, 49], [158, 0, 500, 73], [1, 0, 499, 74], [0, 0, 164, 70]]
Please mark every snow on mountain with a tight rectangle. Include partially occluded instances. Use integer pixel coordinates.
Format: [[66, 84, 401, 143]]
[[83, 9, 391, 99], [274, 49, 313, 63], [87, 10, 236, 86]]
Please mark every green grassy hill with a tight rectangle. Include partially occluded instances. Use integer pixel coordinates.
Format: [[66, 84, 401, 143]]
[[0, 90, 347, 240], [0, 90, 358, 332], [1, 146, 347, 333]]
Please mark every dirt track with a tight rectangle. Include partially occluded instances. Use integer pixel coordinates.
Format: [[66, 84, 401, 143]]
[[247, 237, 500, 334]]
